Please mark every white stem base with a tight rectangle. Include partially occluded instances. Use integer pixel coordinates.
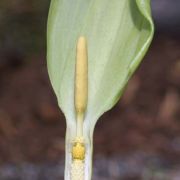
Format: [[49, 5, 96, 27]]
[[64, 129, 93, 180], [71, 160, 84, 180]]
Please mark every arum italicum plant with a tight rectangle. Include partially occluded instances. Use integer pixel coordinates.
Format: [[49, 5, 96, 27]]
[[47, 0, 154, 179]]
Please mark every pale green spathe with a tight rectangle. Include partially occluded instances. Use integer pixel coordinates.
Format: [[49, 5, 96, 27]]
[[47, 0, 154, 125], [47, 0, 154, 179]]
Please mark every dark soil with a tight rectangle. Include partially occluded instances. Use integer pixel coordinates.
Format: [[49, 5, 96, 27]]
[[0, 33, 180, 160], [0, 34, 180, 179]]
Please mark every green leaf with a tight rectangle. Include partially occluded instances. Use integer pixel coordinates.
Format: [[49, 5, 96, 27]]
[[47, 0, 154, 179]]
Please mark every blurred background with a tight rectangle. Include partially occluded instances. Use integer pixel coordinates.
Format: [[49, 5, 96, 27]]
[[0, 0, 180, 179]]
